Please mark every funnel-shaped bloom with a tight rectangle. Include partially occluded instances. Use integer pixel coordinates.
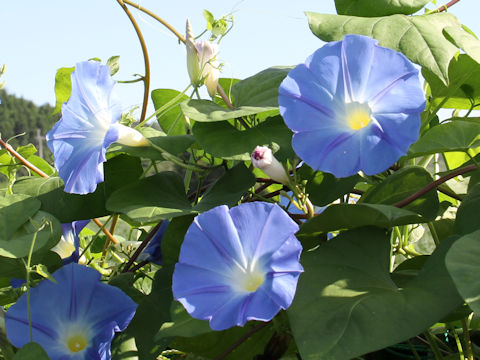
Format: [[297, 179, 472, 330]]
[[46, 61, 148, 194], [279, 34, 426, 178], [5, 263, 137, 360], [172, 202, 303, 331], [186, 19, 219, 97]]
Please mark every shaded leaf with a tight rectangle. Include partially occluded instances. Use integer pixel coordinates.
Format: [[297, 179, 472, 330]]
[[446, 230, 480, 314], [194, 163, 256, 212], [106, 172, 193, 225], [13, 177, 109, 223], [288, 227, 463, 359], [424, 55, 480, 110], [300, 167, 361, 207], [192, 116, 294, 161], [410, 120, 480, 158], [0, 194, 40, 240], [13, 342, 49, 360], [161, 215, 195, 266], [360, 166, 439, 220], [455, 184, 480, 235], [298, 203, 426, 237]]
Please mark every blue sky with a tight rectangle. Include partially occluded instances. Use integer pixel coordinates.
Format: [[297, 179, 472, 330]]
[[2, 0, 478, 117]]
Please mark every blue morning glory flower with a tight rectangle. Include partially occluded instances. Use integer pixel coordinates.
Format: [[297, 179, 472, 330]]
[[5, 263, 137, 360], [278, 34, 426, 178], [46, 61, 148, 194], [172, 202, 303, 331]]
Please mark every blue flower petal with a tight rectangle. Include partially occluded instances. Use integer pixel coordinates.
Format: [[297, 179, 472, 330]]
[[179, 205, 248, 272], [46, 61, 122, 194], [340, 34, 377, 102], [292, 130, 362, 177], [229, 202, 299, 261], [279, 34, 426, 178], [5, 264, 137, 360], [172, 202, 303, 330]]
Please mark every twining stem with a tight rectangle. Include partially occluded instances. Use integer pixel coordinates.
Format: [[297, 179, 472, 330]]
[[101, 214, 120, 263], [424, 331, 444, 360], [429, 0, 462, 13], [123, 0, 186, 43], [122, 0, 239, 116], [0, 138, 49, 178], [394, 164, 477, 208], [122, 221, 163, 272], [93, 218, 118, 245], [116, 0, 150, 123]]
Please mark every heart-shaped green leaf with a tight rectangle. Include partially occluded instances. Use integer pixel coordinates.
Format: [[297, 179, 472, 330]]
[[106, 172, 193, 225], [288, 227, 463, 359], [446, 230, 480, 314], [306, 12, 460, 84], [192, 116, 294, 161], [334, 0, 429, 17]]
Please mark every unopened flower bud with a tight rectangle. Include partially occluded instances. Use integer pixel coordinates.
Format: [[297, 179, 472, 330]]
[[251, 146, 289, 184], [113, 124, 150, 147], [186, 19, 219, 98]]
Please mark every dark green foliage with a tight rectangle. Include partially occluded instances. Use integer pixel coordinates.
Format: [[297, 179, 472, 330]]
[[0, 89, 58, 159]]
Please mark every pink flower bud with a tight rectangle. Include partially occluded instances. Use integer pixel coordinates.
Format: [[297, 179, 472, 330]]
[[251, 146, 289, 184], [186, 19, 219, 98]]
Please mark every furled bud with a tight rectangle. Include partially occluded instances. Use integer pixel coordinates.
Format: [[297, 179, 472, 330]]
[[251, 146, 289, 184], [186, 19, 219, 98], [113, 124, 150, 147]]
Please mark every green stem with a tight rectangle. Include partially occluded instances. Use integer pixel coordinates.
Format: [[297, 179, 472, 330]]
[[116, 0, 150, 123], [428, 222, 440, 246], [461, 317, 474, 360], [407, 339, 422, 360], [25, 221, 45, 342], [447, 325, 464, 360], [424, 331, 444, 360]]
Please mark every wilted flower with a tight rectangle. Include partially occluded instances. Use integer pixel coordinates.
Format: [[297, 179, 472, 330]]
[[278, 34, 426, 178], [138, 220, 170, 265], [251, 146, 289, 184], [51, 220, 90, 263], [172, 202, 303, 331], [46, 60, 149, 194], [186, 19, 220, 97], [5, 263, 137, 360]]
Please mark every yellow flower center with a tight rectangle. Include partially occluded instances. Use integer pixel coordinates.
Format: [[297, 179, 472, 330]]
[[241, 271, 265, 292], [67, 334, 88, 353], [347, 108, 371, 130]]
